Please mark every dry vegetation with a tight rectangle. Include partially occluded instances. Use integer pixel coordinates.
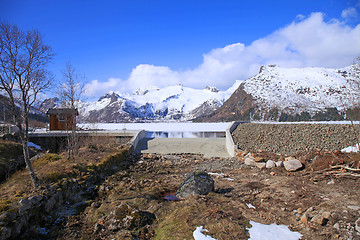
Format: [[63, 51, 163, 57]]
[[1, 135, 360, 239], [0, 137, 128, 216]]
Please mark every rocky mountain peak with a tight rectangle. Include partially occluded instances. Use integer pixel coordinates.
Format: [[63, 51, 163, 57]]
[[205, 86, 219, 93], [199, 64, 360, 122]]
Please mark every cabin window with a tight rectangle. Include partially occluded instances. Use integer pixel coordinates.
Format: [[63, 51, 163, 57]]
[[58, 115, 66, 121]]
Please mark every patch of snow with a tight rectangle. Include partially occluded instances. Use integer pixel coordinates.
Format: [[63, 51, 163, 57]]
[[341, 143, 360, 153], [246, 203, 256, 209], [208, 172, 234, 181], [193, 226, 218, 240], [28, 142, 41, 150], [224, 177, 234, 181], [82, 122, 231, 132], [208, 172, 226, 177], [247, 221, 302, 240]]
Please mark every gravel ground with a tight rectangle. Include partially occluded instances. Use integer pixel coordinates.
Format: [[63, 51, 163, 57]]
[[232, 123, 360, 155]]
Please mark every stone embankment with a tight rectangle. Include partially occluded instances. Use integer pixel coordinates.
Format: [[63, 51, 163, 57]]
[[232, 123, 360, 155]]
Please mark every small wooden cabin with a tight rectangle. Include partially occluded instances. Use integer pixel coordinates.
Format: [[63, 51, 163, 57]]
[[46, 108, 79, 131]]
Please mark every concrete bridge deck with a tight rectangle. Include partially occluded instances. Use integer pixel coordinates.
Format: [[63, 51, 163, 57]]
[[135, 137, 231, 158]]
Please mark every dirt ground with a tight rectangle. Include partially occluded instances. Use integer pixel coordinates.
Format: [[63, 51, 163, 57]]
[[56, 151, 360, 240]]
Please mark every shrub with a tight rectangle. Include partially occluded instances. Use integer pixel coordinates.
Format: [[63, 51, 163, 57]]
[[313, 108, 344, 121]]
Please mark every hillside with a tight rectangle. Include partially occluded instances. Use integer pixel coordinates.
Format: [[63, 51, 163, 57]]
[[199, 64, 360, 122], [0, 95, 48, 127], [41, 83, 241, 122]]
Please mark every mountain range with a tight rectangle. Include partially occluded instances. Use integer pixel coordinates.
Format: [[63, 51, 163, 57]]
[[39, 64, 360, 122], [199, 64, 360, 122], [39, 83, 240, 122]]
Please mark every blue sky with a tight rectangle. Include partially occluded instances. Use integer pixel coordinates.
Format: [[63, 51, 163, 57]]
[[1, 0, 360, 98]]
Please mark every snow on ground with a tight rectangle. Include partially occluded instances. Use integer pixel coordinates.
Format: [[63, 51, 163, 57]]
[[224, 177, 234, 181], [81, 122, 232, 132], [208, 172, 234, 181], [246, 203, 256, 209], [247, 221, 302, 240], [341, 143, 360, 153], [80, 121, 359, 133], [193, 221, 302, 240], [254, 121, 359, 125], [193, 226, 217, 240], [28, 142, 41, 150], [207, 172, 226, 177]]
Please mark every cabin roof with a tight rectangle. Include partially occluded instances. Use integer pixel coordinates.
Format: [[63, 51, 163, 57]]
[[46, 108, 79, 116]]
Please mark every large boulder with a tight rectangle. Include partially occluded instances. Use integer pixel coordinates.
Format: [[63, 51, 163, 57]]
[[175, 171, 214, 199]]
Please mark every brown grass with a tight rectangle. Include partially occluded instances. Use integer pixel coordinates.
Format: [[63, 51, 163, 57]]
[[153, 194, 250, 240], [0, 137, 130, 215]]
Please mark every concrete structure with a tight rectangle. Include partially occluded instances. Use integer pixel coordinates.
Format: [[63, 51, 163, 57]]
[[28, 121, 245, 157], [225, 121, 244, 157], [29, 130, 142, 152], [135, 137, 231, 158]]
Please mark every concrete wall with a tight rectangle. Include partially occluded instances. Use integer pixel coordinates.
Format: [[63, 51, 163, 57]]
[[130, 130, 146, 151], [226, 121, 246, 157], [29, 130, 138, 152]]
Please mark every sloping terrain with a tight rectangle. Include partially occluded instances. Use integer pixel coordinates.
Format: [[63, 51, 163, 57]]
[[80, 83, 240, 122], [199, 64, 360, 122]]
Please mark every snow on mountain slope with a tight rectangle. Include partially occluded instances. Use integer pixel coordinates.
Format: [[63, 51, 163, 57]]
[[80, 82, 241, 122], [203, 64, 360, 122], [42, 64, 359, 123], [244, 64, 360, 114]]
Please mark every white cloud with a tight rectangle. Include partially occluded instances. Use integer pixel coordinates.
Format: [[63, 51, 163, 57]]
[[85, 11, 360, 98], [84, 78, 121, 97], [127, 64, 180, 91], [341, 7, 358, 20]]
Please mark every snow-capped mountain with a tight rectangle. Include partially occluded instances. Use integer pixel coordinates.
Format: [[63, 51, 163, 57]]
[[201, 64, 360, 122], [79, 83, 240, 122], [40, 64, 360, 122]]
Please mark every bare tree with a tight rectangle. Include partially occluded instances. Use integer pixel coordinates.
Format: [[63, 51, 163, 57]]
[[57, 62, 84, 159], [0, 22, 54, 188]]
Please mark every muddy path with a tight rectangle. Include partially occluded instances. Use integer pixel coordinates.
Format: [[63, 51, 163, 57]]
[[58, 153, 360, 240]]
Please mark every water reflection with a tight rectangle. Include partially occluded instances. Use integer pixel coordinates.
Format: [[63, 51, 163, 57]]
[[145, 131, 225, 138]]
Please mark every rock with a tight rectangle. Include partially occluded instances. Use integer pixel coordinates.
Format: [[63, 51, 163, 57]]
[[300, 213, 310, 224], [266, 160, 276, 168], [275, 161, 284, 167], [91, 202, 101, 208], [106, 203, 155, 231], [245, 157, 256, 166], [306, 206, 315, 213], [311, 213, 328, 226], [255, 162, 266, 169], [0, 212, 16, 225], [175, 171, 214, 199], [327, 179, 335, 185], [355, 218, 360, 232], [284, 159, 303, 171], [94, 222, 105, 233], [322, 211, 331, 219], [45, 196, 56, 213], [285, 156, 296, 161], [333, 222, 340, 230], [254, 157, 264, 162], [0, 226, 12, 239], [347, 205, 360, 211]]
